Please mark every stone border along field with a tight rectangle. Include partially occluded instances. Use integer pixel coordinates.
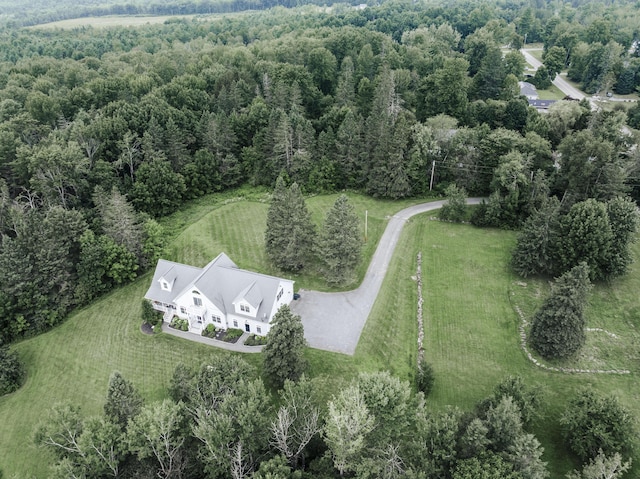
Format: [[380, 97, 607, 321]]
[[416, 252, 425, 367], [511, 299, 631, 375]]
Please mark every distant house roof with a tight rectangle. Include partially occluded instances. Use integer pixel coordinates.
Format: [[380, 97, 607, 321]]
[[528, 99, 556, 109], [145, 253, 292, 323], [519, 81, 538, 100]]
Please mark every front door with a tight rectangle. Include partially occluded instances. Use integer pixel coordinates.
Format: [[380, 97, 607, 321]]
[[245, 323, 250, 332]]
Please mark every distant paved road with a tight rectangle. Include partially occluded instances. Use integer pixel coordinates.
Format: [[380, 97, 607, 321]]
[[291, 198, 484, 355], [521, 48, 587, 101]]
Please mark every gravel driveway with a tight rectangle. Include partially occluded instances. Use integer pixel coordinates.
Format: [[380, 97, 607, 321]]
[[290, 198, 483, 354]]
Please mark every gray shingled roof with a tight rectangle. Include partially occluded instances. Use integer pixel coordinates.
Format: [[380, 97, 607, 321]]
[[234, 281, 263, 309], [145, 253, 290, 324], [528, 99, 556, 109], [519, 81, 538, 99]]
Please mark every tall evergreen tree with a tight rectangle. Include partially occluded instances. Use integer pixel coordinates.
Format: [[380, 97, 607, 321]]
[[529, 263, 592, 360], [265, 179, 315, 272], [318, 195, 361, 285], [560, 199, 612, 281], [604, 196, 639, 279], [0, 344, 24, 396], [263, 305, 307, 388], [265, 176, 290, 267], [511, 198, 562, 277], [104, 371, 143, 429], [335, 109, 365, 190], [94, 186, 143, 258]]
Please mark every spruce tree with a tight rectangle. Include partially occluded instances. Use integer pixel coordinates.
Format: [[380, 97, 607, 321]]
[[511, 198, 562, 277], [265, 176, 290, 268], [604, 196, 639, 279], [318, 195, 361, 285], [529, 263, 592, 360], [560, 199, 612, 281], [104, 371, 143, 429], [265, 178, 315, 272], [263, 305, 307, 388]]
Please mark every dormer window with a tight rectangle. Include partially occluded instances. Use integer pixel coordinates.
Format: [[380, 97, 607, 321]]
[[192, 290, 202, 306], [161, 280, 170, 291], [240, 304, 249, 313]]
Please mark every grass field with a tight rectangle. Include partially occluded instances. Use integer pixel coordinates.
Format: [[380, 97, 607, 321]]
[[29, 14, 202, 29], [1, 190, 639, 478], [536, 84, 567, 100]]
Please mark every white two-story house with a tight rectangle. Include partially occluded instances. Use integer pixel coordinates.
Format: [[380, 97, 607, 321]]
[[144, 253, 294, 336]]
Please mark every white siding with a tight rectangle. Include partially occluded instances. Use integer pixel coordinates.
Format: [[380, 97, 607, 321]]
[[268, 280, 295, 320]]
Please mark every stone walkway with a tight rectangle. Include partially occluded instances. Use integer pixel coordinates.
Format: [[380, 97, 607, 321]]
[[161, 324, 264, 353]]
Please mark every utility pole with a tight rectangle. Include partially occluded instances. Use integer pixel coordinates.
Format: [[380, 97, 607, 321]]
[[429, 161, 436, 191]]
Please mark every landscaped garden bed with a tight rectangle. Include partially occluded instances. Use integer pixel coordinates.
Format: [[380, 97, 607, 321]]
[[201, 324, 217, 338], [214, 328, 244, 343], [169, 317, 189, 331]]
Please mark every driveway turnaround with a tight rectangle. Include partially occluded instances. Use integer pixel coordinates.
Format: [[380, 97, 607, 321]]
[[291, 198, 483, 355]]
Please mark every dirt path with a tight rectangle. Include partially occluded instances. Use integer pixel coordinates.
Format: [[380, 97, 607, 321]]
[[291, 198, 484, 355]]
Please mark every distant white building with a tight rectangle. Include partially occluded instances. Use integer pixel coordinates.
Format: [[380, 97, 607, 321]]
[[145, 253, 294, 336], [519, 81, 539, 100]]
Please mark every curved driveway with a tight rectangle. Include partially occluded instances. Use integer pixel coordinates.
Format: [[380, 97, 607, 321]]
[[291, 198, 484, 355]]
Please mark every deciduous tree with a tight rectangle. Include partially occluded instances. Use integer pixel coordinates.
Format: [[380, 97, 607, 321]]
[[324, 385, 375, 477], [271, 375, 320, 469], [127, 399, 188, 479], [440, 184, 468, 222], [566, 450, 631, 479]]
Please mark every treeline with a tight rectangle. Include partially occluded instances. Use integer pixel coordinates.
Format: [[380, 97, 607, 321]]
[[0, 1, 639, 343], [33, 358, 636, 479], [0, 0, 360, 27]]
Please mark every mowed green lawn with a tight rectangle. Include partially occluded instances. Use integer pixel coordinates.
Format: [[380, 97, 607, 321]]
[[361, 218, 640, 477], [0, 190, 431, 477], [1, 191, 639, 477]]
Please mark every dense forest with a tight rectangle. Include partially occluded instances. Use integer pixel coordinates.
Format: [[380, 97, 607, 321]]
[[1, 0, 640, 476], [31, 358, 636, 479], [1, 0, 640, 344]]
